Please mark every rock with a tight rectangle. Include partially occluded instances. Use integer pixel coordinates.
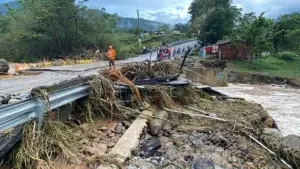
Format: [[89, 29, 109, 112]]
[[159, 136, 170, 144], [137, 159, 156, 169], [69, 157, 83, 165], [121, 126, 126, 134], [93, 138, 101, 143], [227, 155, 238, 163], [189, 135, 204, 148], [149, 111, 169, 136], [163, 165, 176, 169], [127, 165, 138, 169], [191, 158, 215, 169], [140, 139, 161, 157], [85, 143, 108, 156], [107, 121, 117, 131], [99, 126, 108, 131], [162, 130, 171, 137], [8, 98, 21, 104], [173, 134, 189, 143], [150, 159, 159, 166], [163, 123, 173, 131], [109, 133, 115, 138], [115, 123, 123, 134], [122, 121, 131, 128], [97, 164, 118, 169], [108, 142, 115, 148], [80, 139, 89, 144], [282, 135, 300, 148], [263, 128, 283, 138], [263, 117, 278, 129], [166, 147, 179, 161], [209, 134, 228, 147]]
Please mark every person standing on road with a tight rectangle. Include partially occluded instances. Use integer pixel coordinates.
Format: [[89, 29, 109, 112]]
[[106, 45, 116, 69]]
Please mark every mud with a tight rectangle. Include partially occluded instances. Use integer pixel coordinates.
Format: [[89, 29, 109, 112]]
[[127, 100, 288, 169]]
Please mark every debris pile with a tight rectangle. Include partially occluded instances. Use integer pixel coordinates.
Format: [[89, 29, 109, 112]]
[[119, 61, 181, 81], [2, 61, 297, 169]]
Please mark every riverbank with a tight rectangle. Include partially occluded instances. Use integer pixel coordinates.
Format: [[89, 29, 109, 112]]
[[1, 61, 298, 169], [226, 57, 300, 87]]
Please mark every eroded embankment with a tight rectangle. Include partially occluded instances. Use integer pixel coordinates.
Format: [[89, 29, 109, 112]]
[[0, 61, 298, 169]]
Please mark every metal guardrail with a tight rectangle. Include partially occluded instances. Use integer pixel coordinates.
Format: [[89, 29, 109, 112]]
[[0, 84, 147, 133], [0, 84, 90, 132]]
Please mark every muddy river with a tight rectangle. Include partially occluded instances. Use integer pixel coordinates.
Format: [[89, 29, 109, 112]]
[[215, 84, 300, 137]]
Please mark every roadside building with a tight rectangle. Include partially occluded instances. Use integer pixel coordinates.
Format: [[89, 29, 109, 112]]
[[216, 40, 247, 60]]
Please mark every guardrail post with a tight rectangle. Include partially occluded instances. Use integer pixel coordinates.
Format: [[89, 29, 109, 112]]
[[35, 99, 46, 131]]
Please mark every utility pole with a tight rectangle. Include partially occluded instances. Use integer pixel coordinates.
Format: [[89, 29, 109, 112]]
[[137, 9, 140, 36]]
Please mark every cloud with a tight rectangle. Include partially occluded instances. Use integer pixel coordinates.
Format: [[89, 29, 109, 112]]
[[2, 0, 299, 24], [84, 0, 192, 24], [176, 6, 184, 11], [233, 0, 300, 17]]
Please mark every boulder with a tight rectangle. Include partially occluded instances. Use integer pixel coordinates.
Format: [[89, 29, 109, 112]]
[[115, 123, 123, 134], [166, 147, 179, 161], [282, 135, 300, 148], [140, 139, 161, 157], [263, 128, 283, 139], [191, 157, 215, 169], [263, 117, 278, 129], [149, 111, 169, 136]]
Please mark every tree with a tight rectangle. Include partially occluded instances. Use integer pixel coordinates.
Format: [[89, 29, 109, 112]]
[[0, 0, 118, 62], [272, 13, 300, 52], [230, 13, 274, 60], [189, 0, 241, 44], [158, 24, 170, 33], [174, 23, 189, 33]]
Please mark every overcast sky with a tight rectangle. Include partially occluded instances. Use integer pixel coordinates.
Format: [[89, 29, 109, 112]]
[[84, 0, 300, 23], [1, 0, 300, 24]]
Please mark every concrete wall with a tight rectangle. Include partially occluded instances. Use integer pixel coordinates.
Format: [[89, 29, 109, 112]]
[[185, 67, 228, 87]]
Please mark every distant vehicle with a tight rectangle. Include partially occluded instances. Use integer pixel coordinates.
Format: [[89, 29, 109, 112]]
[[154, 31, 165, 35]]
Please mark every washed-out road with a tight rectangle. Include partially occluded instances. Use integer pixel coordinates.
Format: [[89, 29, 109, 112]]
[[0, 41, 197, 96]]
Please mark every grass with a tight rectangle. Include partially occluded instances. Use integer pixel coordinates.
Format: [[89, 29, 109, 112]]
[[227, 56, 300, 80]]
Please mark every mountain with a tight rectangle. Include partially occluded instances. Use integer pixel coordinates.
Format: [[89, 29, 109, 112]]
[[0, 1, 19, 15], [0, 0, 164, 30], [118, 17, 165, 31]]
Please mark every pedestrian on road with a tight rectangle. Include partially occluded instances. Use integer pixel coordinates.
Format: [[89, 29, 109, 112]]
[[106, 45, 116, 69]]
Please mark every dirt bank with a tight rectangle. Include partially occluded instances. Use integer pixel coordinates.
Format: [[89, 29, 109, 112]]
[[227, 71, 300, 88], [1, 61, 298, 169]]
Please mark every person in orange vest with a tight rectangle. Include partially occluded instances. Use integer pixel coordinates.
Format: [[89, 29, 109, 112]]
[[106, 45, 116, 69]]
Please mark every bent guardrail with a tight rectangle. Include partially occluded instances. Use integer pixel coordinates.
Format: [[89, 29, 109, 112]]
[[0, 84, 90, 132], [0, 84, 147, 133]]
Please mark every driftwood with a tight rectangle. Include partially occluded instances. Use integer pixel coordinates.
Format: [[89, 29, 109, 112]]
[[163, 107, 227, 122], [248, 135, 292, 169], [184, 105, 210, 115]]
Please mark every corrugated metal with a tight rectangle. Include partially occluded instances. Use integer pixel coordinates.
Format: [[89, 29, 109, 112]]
[[218, 42, 247, 60]]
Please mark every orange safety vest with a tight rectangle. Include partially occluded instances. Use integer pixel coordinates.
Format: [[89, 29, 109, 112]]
[[107, 49, 116, 60]]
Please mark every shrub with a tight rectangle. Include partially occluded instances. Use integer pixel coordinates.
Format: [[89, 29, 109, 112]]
[[275, 51, 299, 61]]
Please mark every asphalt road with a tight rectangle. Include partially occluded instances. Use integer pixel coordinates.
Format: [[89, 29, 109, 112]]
[[0, 41, 197, 96]]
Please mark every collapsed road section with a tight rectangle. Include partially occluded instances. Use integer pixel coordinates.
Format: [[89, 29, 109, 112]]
[[0, 60, 298, 169]]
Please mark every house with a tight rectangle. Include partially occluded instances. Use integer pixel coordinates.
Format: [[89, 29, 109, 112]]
[[216, 40, 247, 60]]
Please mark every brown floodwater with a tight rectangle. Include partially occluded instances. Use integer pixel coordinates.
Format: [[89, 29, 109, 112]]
[[214, 84, 300, 136]]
